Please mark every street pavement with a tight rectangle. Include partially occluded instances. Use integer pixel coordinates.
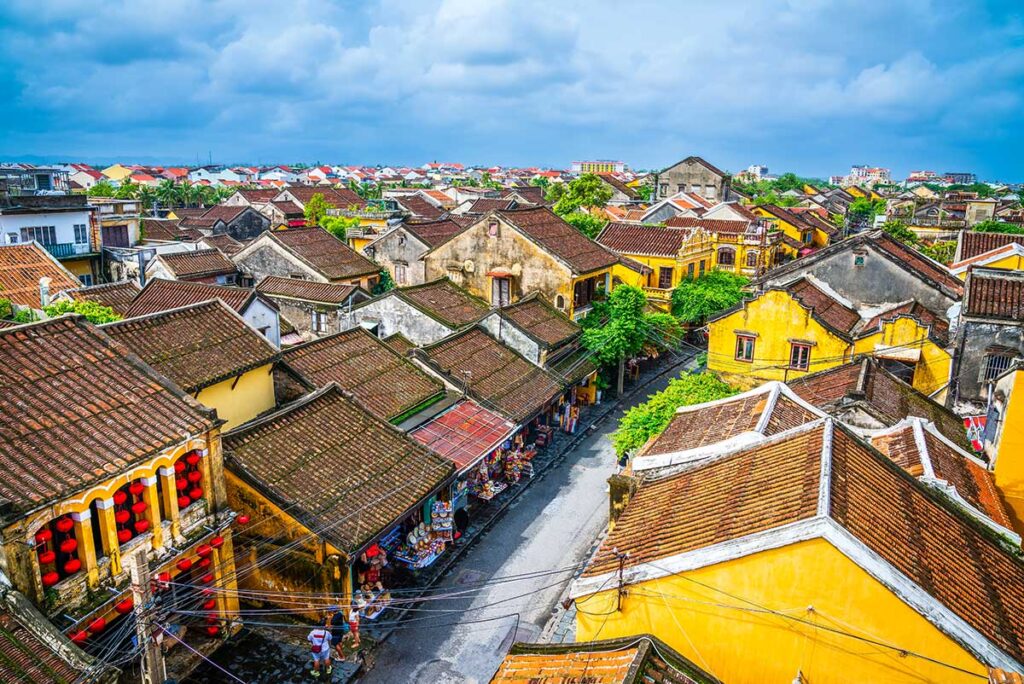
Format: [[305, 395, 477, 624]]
[[357, 363, 686, 684]]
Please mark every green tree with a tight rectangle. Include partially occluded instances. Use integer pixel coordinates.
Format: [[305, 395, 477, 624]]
[[634, 183, 653, 202], [156, 179, 178, 207], [114, 180, 138, 199], [136, 185, 157, 214], [529, 177, 550, 192], [562, 212, 607, 239], [670, 271, 749, 325], [179, 180, 200, 207], [13, 309, 38, 324], [322, 215, 359, 241], [880, 219, 919, 245], [544, 182, 565, 204], [372, 268, 395, 295], [0, 298, 11, 320], [847, 197, 886, 225], [973, 219, 1024, 235], [553, 174, 614, 215], [303, 193, 335, 226], [43, 299, 122, 324], [87, 180, 117, 197], [479, 172, 503, 190], [917, 240, 957, 265], [611, 372, 736, 457]]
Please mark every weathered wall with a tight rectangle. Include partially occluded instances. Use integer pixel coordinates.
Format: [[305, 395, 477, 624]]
[[953, 320, 1024, 411], [268, 296, 342, 339], [367, 229, 429, 286], [234, 244, 321, 284], [658, 160, 725, 200], [216, 209, 270, 241], [339, 295, 455, 346], [479, 312, 541, 364]]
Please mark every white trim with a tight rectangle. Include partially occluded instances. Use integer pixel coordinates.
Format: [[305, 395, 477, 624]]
[[94, 497, 115, 509], [950, 243, 1024, 276], [140, 476, 158, 487], [910, 418, 936, 480], [158, 467, 175, 477], [71, 510, 91, 522], [753, 382, 782, 433], [672, 382, 774, 415], [816, 419, 834, 517]]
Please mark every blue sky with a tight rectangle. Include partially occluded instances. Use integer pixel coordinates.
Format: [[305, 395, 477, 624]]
[[1, 0, 1022, 180]]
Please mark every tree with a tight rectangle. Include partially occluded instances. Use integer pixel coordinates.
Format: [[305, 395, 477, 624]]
[[880, 219, 919, 245], [87, 180, 117, 197], [372, 268, 395, 295], [611, 372, 736, 457], [114, 180, 138, 199], [43, 299, 121, 324], [917, 240, 957, 265], [136, 185, 157, 215], [156, 179, 178, 207], [848, 197, 886, 225], [529, 177, 550, 192], [0, 298, 11, 320], [973, 219, 1024, 235], [544, 182, 565, 204], [322, 215, 359, 241], [303, 193, 335, 226], [562, 212, 607, 239], [553, 174, 613, 215], [670, 271, 749, 325], [634, 183, 653, 202]]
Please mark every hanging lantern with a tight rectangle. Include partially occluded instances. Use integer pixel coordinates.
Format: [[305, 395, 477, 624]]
[[202, 598, 216, 611], [174, 460, 186, 473], [236, 515, 250, 525], [133, 519, 150, 534], [178, 495, 192, 509], [186, 452, 201, 466], [115, 598, 134, 615], [117, 529, 133, 544], [131, 501, 148, 515], [200, 573, 214, 584], [176, 558, 193, 572], [175, 478, 188, 491], [196, 544, 212, 558], [34, 529, 53, 545], [129, 482, 144, 496], [55, 517, 74, 534], [205, 625, 220, 637], [115, 510, 130, 524], [157, 571, 171, 585], [189, 487, 203, 501], [38, 549, 56, 565], [187, 470, 202, 484], [41, 571, 60, 587], [59, 538, 78, 555], [210, 535, 224, 549], [63, 558, 82, 574], [69, 630, 88, 645], [198, 557, 212, 570], [113, 490, 128, 506], [87, 617, 106, 634]]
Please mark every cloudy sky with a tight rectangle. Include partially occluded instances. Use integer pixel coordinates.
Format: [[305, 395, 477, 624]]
[[1, 0, 1021, 179]]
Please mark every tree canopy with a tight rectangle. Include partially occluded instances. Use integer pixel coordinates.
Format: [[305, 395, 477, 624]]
[[670, 271, 749, 325], [322, 215, 360, 241], [87, 180, 117, 197], [973, 219, 1024, 235], [43, 299, 122, 324], [553, 174, 613, 215], [880, 219, 919, 245], [561, 211, 607, 239], [303, 192, 335, 225], [848, 197, 886, 224]]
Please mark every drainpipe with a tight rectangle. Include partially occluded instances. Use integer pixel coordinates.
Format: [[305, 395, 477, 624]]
[[38, 277, 51, 308]]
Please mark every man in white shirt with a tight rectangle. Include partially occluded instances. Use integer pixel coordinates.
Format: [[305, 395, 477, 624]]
[[307, 618, 333, 679]]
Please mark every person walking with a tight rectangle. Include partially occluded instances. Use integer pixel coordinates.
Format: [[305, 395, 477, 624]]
[[347, 604, 361, 649], [307, 618, 333, 679], [329, 606, 350, 661]]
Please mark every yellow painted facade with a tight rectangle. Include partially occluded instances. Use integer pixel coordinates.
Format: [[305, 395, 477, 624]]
[[852, 316, 952, 397], [575, 538, 989, 684], [992, 369, 1024, 529], [194, 363, 277, 430], [100, 164, 133, 182], [62, 258, 94, 279], [752, 207, 829, 256], [953, 252, 1024, 280]]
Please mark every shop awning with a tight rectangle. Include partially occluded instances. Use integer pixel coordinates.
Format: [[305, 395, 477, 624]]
[[410, 399, 515, 472]]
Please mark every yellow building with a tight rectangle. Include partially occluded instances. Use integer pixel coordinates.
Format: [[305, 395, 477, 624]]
[[708, 276, 952, 395], [986, 363, 1024, 530], [575, 393, 1024, 684], [100, 163, 133, 182], [950, 243, 1024, 279], [753, 204, 836, 257], [103, 299, 280, 430]]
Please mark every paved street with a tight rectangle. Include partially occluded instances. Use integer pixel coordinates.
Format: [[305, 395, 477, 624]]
[[357, 363, 686, 684]]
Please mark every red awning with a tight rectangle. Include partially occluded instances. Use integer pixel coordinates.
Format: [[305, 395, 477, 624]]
[[410, 400, 515, 471]]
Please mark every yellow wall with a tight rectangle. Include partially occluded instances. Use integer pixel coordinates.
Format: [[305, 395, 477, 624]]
[[576, 538, 989, 684], [195, 364, 276, 430], [753, 207, 829, 254], [853, 317, 950, 396], [564, 269, 613, 318], [955, 253, 1024, 280], [995, 369, 1024, 528], [708, 289, 853, 382], [610, 262, 649, 289], [63, 258, 94, 278]]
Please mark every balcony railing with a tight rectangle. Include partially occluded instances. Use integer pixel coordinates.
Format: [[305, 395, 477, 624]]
[[642, 286, 673, 301], [44, 242, 93, 258]]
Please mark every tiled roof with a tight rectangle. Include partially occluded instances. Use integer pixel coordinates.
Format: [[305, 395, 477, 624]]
[[491, 636, 718, 684], [281, 186, 364, 209], [200, 204, 247, 223], [382, 333, 414, 354], [498, 206, 618, 274], [965, 268, 1024, 320], [500, 294, 579, 348], [0, 244, 80, 307], [959, 231, 1024, 261], [410, 399, 514, 471], [270, 200, 304, 217], [141, 218, 193, 242], [223, 385, 454, 554], [421, 327, 564, 422], [398, 195, 445, 220], [502, 185, 546, 205], [158, 249, 237, 279], [467, 198, 516, 213], [596, 223, 690, 257], [256, 275, 360, 305], [871, 232, 965, 296], [397, 278, 491, 328], [0, 317, 214, 514], [104, 300, 279, 393], [283, 328, 443, 421], [403, 218, 466, 248], [756, 204, 816, 232], [0, 605, 86, 683], [68, 280, 140, 315], [596, 173, 640, 200], [663, 216, 750, 234], [547, 345, 599, 386], [199, 233, 245, 256], [234, 189, 278, 204], [862, 300, 950, 345], [126, 278, 256, 317], [950, 243, 1024, 274], [786, 278, 861, 335], [269, 227, 378, 280]]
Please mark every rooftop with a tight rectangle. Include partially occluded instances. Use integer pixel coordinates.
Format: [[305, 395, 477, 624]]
[[964, 268, 1024, 320], [500, 294, 580, 348], [497, 206, 619, 274], [256, 275, 361, 305], [67, 280, 140, 316], [266, 227, 378, 280], [125, 278, 259, 317], [958, 231, 1024, 262], [596, 223, 692, 257], [157, 248, 237, 280], [410, 399, 514, 471], [402, 218, 467, 248], [396, 278, 491, 329], [0, 244, 80, 307]]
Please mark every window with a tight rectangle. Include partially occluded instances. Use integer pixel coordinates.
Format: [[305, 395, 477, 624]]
[[78, 274, 94, 286], [691, 184, 701, 194], [394, 263, 408, 285], [746, 250, 758, 268], [312, 310, 328, 334], [73, 224, 89, 244], [802, 231, 813, 244], [789, 343, 811, 370], [984, 353, 1016, 381], [492, 277, 511, 306], [6, 232, 18, 244], [488, 220, 500, 237], [698, 260, 706, 276], [735, 335, 755, 362], [658, 267, 673, 289], [717, 248, 735, 266], [20, 225, 56, 245], [705, 184, 716, 198], [555, 294, 565, 309], [687, 263, 695, 278], [853, 252, 866, 267]]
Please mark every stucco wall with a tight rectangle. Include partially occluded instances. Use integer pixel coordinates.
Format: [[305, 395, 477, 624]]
[[215, 209, 270, 241], [658, 160, 725, 200], [243, 299, 281, 347], [367, 229, 429, 287], [339, 295, 455, 346], [953, 320, 1024, 411], [195, 365, 276, 430], [479, 312, 541, 364], [234, 244, 321, 284]]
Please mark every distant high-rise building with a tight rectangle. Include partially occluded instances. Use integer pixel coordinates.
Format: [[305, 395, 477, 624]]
[[571, 160, 626, 174], [944, 172, 977, 185]]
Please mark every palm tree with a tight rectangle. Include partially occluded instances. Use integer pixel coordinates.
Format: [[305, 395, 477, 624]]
[[180, 181, 200, 207], [114, 180, 138, 199], [156, 179, 177, 208], [136, 185, 158, 215]]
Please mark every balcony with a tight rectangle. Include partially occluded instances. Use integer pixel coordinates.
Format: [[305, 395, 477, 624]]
[[45, 242, 93, 259], [642, 286, 673, 302]]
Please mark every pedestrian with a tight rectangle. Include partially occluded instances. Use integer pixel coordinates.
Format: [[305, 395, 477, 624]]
[[347, 604, 361, 648], [307, 618, 332, 679], [328, 607, 349, 661]]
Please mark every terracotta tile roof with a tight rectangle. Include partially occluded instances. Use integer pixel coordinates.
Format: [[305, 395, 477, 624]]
[[223, 384, 453, 554], [757, 204, 816, 232], [871, 232, 964, 296], [256, 275, 360, 305], [781, 233, 803, 249], [597, 223, 689, 257], [622, 209, 647, 222], [398, 195, 445, 220], [141, 218, 193, 242], [498, 206, 618, 274], [596, 173, 640, 200], [0, 317, 214, 514], [271, 200, 304, 217], [397, 278, 491, 328], [500, 294, 579, 348], [0, 605, 85, 683], [410, 399, 514, 471], [797, 210, 839, 236], [280, 186, 364, 209], [157, 248, 237, 280], [663, 216, 750, 234], [420, 327, 564, 422], [950, 243, 1024, 273], [786, 278, 861, 335], [991, 669, 1024, 684], [269, 227, 378, 280], [0, 244, 80, 307], [965, 268, 1024, 320], [547, 345, 599, 386], [200, 204, 247, 223], [199, 233, 245, 256], [234, 189, 279, 204], [467, 198, 516, 213], [170, 207, 207, 220], [104, 300, 278, 393], [383, 332, 414, 354], [959, 231, 1024, 261], [68, 280, 140, 315], [283, 328, 443, 421], [126, 278, 256, 317], [403, 218, 466, 248], [503, 185, 547, 205]]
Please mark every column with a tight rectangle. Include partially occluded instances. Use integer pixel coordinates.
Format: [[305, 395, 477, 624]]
[[158, 466, 181, 540], [71, 510, 99, 587], [94, 498, 122, 576], [140, 476, 163, 550], [213, 531, 241, 627]]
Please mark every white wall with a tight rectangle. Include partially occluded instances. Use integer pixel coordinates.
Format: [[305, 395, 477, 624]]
[[243, 298, 281, 348], [0, 210, 93, 249], [338, 295, 455, 346]]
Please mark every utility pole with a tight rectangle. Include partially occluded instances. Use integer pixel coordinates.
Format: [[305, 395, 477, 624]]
[[129, 553, 166, 684], [614, 549, 629, 611]]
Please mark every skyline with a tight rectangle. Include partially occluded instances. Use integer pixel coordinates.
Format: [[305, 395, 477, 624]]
[[2, 0, 1022, 180]]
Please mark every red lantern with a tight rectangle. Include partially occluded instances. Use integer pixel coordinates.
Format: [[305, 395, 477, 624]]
[[34, 529, 52, 544], [202, 598, 216, 610], [196, 544, 212, 558], [87, 617, 106, 634], [129, 482, 144, 496], [210, 535, 224, 549], [115, 510, 130, 524], [175, 478, 188, 491], [131, 501, 148, 515], [117, 529, 133, 544], [174, 460, 186, 473], [206, 625, 220, 637], [189, 487, 203, 501], [55, 517, 74, 534], [200, 573, 214, 584], [59, 538, 78, 555], [198, 557, 211, 569], [38, 549, 56, 565], [69, 630, 88, 645], [178, 495, 192, 509], [176, 558, 193, 572], [201, 587, 214, 596], [115, 598, 134, 615], [133, 519, 150, 534], [41, 571, 60, 587], [113, 490, 128, 506], [236, 515, 250, 525], [63, 558, 81, 574], [187, 470, 202, 484], [186, 452, 201, 466], [157, 571, 171, 585]]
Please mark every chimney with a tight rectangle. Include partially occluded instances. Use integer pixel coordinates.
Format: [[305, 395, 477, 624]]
[[38, 277, 51, 308]]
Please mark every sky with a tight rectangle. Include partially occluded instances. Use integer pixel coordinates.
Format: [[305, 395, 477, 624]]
[[1, 0, 1022, 180]]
